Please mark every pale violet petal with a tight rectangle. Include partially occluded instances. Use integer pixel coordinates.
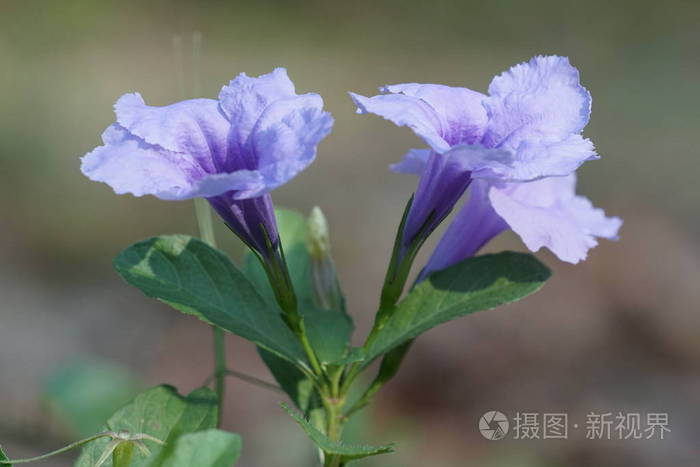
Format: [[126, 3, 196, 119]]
[[189, 170, 265, 199], [231, 93, 334, 199], [349, 91, 450, 153], [381, 83, 488, 145], [430, 143, 516, 179], [482, 56, 592, 150], [80, 125, 202, 200], [489, 175, 622, 263], [114, 94, 230, 173], [218, 68, 296, 150], [472, 134, 599, 182], [390, 148, 432, 175]]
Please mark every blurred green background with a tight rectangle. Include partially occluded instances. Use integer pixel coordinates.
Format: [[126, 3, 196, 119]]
[[1, 0, 698, 465]]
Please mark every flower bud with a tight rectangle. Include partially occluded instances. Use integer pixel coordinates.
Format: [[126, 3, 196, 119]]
[[307, 207, 344, 311]]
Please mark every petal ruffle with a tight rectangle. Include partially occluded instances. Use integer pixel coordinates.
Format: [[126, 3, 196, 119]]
[[114, 94, 230, 173], [381, 83, 488, 146], [489, 174, 622, 263], [350, 91, 449, 153], [238, 93, 333, 198], [218, 68, 297, 161], [80, 125, 203, 200], [482, 56, 591, 150], [473, 134, 598, 182]]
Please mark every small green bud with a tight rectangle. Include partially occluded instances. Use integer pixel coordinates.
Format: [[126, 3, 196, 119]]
[[307, 206, 331, 260], [307, 207, 344, 311]]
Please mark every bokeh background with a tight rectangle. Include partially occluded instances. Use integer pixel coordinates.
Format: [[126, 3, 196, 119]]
[[1, 0, 698, 466]]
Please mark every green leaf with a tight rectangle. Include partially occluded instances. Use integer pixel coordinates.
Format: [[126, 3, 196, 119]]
[[75, 385, 218, 467], [43, 359, 143, 437], [148, 429, 241, 467], [112, 442, 135, 467], [281, 403, 394, 462], [330, 348, 365, 367], [364, 252, 550, 365], [0, 446, 11, 467], [113, 235, 306, 367], [303, 308, 353, 364]]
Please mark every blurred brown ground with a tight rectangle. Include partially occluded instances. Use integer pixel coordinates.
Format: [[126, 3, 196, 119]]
[[0, 0, 698, 466]]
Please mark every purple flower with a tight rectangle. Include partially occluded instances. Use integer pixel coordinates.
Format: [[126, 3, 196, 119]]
[[350, 56, 619, 269], [350, 56, 597, 250], [81, 68, 333, 256]]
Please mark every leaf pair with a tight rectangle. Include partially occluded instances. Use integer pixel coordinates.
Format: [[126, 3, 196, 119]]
[[115, 208, 550, 376], [112, 207, 552, 464]]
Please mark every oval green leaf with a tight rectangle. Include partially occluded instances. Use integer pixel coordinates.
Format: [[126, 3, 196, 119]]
[[364, 252, 551, 365], [113, 235, 307, 367]]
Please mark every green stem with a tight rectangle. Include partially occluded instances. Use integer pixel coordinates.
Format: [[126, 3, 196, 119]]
[[320, 358, 348, 467], [342, 198, 432, 398], [213, 325, 226, 426], [298, 325, 323, 377], [194, 197, 216, 245], [322, 397, 345, 467], [194, 197, 227, 427], [344, 340, 413, 418], [256, 231, 324, 380], [223, 370, 283, 393], [203, 369, 282, 393], [0, 432, 112, 464]]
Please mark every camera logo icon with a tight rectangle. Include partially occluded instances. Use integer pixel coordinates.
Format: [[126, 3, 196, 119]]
[[479, 411, 509, 440]]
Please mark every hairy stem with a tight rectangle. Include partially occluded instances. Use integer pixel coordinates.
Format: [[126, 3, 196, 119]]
[[322, 398, 345, 467], [0, 432, 112, 464]]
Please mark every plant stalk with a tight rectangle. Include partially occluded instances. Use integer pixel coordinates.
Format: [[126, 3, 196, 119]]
[[322, 397, 345, 467], [194, 197, 227, 427], [213, 324, 227, 426], [0, 432, 112, 464], [342, 197, 432, 406]]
